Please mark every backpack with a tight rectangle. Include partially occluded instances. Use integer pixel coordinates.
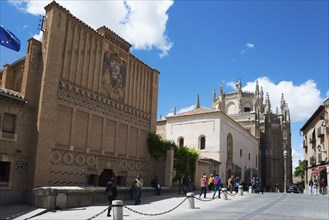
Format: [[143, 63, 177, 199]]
[[214, 177, 219, 186]]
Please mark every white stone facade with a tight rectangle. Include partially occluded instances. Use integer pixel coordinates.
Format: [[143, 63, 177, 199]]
[[163, 108, 258, 185]]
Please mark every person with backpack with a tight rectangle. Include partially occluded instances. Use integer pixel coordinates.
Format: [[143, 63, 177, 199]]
[[105, 177, 118, 217], [212, 174, 222, 199]]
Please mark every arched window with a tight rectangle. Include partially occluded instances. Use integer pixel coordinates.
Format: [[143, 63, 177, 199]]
[[200, 136, 206, 150], [178, 137, 184, 147], [227, 133, 233, 161]]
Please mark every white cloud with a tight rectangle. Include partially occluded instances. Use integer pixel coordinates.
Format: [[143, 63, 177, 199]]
[[10, 0, 174, 57], [326, 89, 329, 98], [33, 31, 43, 41], [242, 77, 323, 122], [245, 43, 254, 48]]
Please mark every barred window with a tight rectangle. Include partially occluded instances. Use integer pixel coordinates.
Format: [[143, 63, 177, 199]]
[[2, 113, 16, 133]]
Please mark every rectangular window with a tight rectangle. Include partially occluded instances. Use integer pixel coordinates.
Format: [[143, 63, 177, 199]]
[[2, 113, 16, 133], [0, 162, 11, 184], [240, 149, 242, 157], [249, 153, 251, 160], [244, 107, 251, 112]]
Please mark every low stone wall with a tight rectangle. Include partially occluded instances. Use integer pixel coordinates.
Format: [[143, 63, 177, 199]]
[[33, 186, 170, 210]]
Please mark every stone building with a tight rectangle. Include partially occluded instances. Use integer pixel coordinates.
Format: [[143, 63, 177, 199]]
[[157, 79, 292, 191], [212, 79, 292, 191], [300, 98, 329, 195], [0, 1, 160, 204], [157, 98, 259, 188]]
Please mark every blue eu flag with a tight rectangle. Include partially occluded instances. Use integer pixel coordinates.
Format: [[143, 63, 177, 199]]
[[0, 25, 21, 52]]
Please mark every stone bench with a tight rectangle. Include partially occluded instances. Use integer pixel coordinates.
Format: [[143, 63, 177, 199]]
[[33, 186, 170, 210]]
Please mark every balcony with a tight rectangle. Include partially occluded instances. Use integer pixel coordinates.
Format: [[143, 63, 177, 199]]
[[309, 156, 316, 166], [303, 140, 307, 149], [317, 127, 324, 137], [309, 137, 316, 144], [318, 153, 322, 163]]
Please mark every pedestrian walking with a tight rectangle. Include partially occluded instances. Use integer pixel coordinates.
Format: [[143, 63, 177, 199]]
[[228, 175, 234, 193], [212, 174, 222, 199], [151, 176, 161, 195], [105, 177, 117, 217], [321, 178, 325, 195], [208, 174, 214, 191], [133, 175, 143, 205], [178, 175, 187, 194], [309, 179, 313, 195], [199, 175, 207, 198], [314, 179, 318, 195], [235, 176, 240, 192]]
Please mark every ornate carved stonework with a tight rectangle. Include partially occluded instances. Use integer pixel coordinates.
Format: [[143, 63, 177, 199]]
[[119, 159, 148, 172], [57, 80, 150, 129], [50, 149, 96, 168]]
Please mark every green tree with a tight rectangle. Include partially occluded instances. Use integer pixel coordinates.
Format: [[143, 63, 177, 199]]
[[147, 132, 199, 180], [294, 160, 305, 180]]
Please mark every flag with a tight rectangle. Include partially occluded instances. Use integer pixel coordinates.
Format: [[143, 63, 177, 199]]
[[0, 25, 21, 52]]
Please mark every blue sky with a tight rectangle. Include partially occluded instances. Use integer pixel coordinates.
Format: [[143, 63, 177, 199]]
[[1, 0, 328, 173]]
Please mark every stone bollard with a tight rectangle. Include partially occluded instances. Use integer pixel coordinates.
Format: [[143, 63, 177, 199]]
[[186, 192, 195, 209], [238, 185, 243, 196], [112, 200, 123, 220], [249, 186, 252, 194], [222, 188, 228, 200]]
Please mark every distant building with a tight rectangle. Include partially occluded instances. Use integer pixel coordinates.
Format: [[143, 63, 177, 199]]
[[212, 79, 292, 191], [300, 98, 329, 194], [0, 1, 160, 204], [158, 79, 293, 191]]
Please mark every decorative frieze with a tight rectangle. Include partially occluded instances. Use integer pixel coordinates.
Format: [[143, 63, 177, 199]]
[[50, 149, 96, 168], [119, 159, 148, 172], [57, 80, 150, 129]]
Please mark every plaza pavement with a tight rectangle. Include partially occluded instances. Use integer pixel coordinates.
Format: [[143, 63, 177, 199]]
[[1, 191, 328, 220]]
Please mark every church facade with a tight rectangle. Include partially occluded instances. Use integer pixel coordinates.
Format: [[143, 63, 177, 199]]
[[157, 105, 259, 187], [0, 1, 160, 204], [158, 79, 292, 191]]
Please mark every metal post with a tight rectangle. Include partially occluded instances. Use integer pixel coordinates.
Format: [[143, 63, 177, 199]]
[[112, 200, 123, 220], [186, 192, 195, 209], [238, 185, 243, 195], [283, 150, 287, 194], [222, 188, 228, 200]]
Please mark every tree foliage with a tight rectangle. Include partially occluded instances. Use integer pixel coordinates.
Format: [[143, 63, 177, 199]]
[[294, 160, 305, 178], [147, 132, 199, 179]]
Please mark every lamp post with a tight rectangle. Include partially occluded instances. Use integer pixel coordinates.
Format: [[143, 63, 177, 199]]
[[283, 150, 287, 193]]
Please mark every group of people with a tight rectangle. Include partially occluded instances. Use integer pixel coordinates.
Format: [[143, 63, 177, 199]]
[[250, 176, 263, 194], [309, 178, 326, 195], [198, 173, 223, 199]]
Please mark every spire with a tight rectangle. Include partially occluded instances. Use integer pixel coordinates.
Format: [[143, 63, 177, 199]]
[[286, 104, 291, 122], [196, 94, 200, 109], [280, 93, 285, 113], [255, 80, 259, 94], [219, 81, 223, 97], [173, 107, 176, 115], [236, 77, 242, 91], [212, 89, 216, 102], [264, 92, 271, 114]]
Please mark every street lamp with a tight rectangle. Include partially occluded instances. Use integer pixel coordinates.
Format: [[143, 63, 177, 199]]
[[283, 150, 287, 193]]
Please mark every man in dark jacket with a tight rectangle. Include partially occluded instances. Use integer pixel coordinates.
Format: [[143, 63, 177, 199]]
[[105, 177, 118, 217]]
